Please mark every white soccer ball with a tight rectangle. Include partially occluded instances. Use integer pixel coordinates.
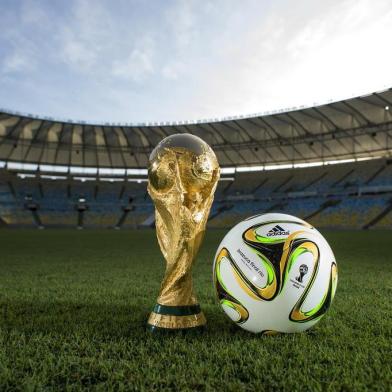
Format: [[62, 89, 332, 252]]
[[213, 213, 338, 334]]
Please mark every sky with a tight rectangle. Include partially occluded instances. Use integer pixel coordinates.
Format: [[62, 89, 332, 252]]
[[0, 0, 391, 124]]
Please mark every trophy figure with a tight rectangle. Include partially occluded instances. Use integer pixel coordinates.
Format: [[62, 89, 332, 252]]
[[147, 134, 220, 331]]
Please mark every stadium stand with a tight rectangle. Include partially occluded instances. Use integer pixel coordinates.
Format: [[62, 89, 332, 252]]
[[0, 88, 391, 229], [0, 157, 391, 229]]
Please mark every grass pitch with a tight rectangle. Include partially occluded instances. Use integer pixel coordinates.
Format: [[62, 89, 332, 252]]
[[0, 229, 391, 391]]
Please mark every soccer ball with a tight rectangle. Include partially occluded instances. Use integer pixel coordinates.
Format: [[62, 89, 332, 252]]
[[213, 213, 338, 334]]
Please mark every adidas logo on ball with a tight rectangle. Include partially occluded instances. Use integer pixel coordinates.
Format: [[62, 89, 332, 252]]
[[266, 225, 290, 237]]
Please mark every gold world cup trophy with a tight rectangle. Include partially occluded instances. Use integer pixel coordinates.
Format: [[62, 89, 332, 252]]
[[147, 134, 220, 331]]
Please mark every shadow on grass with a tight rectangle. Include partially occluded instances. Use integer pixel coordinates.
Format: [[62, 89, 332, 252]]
[[0, 300, 317, 343], [0, 301, 149, 338]]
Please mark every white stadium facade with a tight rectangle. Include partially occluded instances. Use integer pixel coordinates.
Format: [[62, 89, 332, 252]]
[[0, 88, 391, 230]]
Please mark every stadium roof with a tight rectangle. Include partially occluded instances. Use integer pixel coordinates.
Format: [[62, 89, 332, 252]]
[[0, 88, 391, 170]]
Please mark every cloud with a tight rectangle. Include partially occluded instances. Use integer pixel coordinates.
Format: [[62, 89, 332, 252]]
[[165, 0, 197, 50], [20, 0, 49, 25], [58, 29, 98, 71], [55, 0, 159, 83], [55, 0, 116, 72], [0, 30, 38, 75], [178, 0, 392, 120], [0, 0, 392, 123], [162, 60, 185, 80], [112, 47, 154, 82], [111, 35, 156, 82], [2, 50, 34, 73]]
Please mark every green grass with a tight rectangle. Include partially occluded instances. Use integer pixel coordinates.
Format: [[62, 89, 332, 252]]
[[0, 229, 391, 391]]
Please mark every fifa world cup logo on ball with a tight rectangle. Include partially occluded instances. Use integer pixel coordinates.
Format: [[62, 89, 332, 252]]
[[296, 264, 308, 283], [147, 134, 220, 331]]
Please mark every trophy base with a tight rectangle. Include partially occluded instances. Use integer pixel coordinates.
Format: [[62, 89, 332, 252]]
[[147, 303, 206, 332]]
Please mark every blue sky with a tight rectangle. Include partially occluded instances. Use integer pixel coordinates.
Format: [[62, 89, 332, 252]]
[[0, 0, 391, 123]]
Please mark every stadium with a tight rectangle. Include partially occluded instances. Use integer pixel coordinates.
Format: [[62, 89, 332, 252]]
[[1, 89, 391, 390], [1, 89, 392, 230], [1, 1, 391, 391]]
